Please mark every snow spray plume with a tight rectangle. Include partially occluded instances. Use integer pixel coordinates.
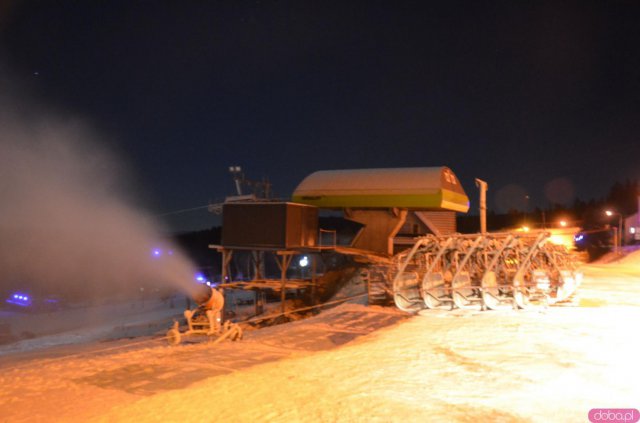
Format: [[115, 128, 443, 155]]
[[0, 108, 201, 301]]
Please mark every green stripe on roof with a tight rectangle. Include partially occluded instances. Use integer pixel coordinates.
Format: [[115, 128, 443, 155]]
[[292, 189, 469, 212]]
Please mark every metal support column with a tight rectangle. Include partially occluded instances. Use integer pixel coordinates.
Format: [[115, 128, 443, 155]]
[[252, 251, 265, 280], [311, 254, 318, 305], [475, 178, 488, 234], [221, 250, 234, 283], [276, 253, 294, 315]]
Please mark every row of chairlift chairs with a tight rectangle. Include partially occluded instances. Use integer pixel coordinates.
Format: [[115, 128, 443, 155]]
[[390, 232, 583, 313]]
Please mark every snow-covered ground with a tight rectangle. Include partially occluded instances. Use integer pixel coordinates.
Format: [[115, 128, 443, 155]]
[[1, 254, 639, 422], [0, 290, 280, 357], [0, 295, 187, 355]]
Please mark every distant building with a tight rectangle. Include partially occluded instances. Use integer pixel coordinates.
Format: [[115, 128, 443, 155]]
[[624, 196, 640, 244]]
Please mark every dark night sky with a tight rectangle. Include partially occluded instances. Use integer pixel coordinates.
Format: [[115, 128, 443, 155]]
[[1, 1, 640, 230]]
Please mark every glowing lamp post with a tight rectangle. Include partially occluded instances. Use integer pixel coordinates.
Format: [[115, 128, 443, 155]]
[[605, 210, 623, 253], [299, 255, 309, 279]]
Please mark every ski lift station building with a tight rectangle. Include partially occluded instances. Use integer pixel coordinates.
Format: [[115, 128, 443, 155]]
[[217, 166, 470, 311], [221, 166, 469, 256], [291, 166, 470, 255]]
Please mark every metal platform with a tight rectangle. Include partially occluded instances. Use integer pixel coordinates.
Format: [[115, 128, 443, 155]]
[[219, 279, 314, 291]]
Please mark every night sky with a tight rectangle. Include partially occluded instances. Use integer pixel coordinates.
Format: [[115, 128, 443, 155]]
[[1, 1, 640, 231]]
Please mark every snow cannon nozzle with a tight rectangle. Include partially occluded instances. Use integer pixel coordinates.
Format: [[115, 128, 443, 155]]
[[192, 284, 215, 307]]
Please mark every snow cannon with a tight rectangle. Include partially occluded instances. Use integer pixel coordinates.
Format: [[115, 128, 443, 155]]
[[166, 285, 242, 345], [184, 285, 224, 334]]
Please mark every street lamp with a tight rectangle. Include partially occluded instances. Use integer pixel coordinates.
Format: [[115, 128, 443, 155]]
[[299, 255, 309, 279], [605, 210, 623, 253]]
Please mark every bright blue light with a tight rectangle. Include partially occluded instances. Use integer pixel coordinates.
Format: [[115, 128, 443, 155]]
[[7, 292, 31, 307], [152, 248, 162, 257], [574, 234, 584, 242], [195, 274, 205, 282]]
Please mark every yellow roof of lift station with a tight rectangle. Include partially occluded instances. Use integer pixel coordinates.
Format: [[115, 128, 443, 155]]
[[292, 166, 469, 213]]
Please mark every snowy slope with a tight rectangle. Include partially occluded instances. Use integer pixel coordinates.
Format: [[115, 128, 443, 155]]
[[1, 258, 639, 422], [0, 297, 185, 356]]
